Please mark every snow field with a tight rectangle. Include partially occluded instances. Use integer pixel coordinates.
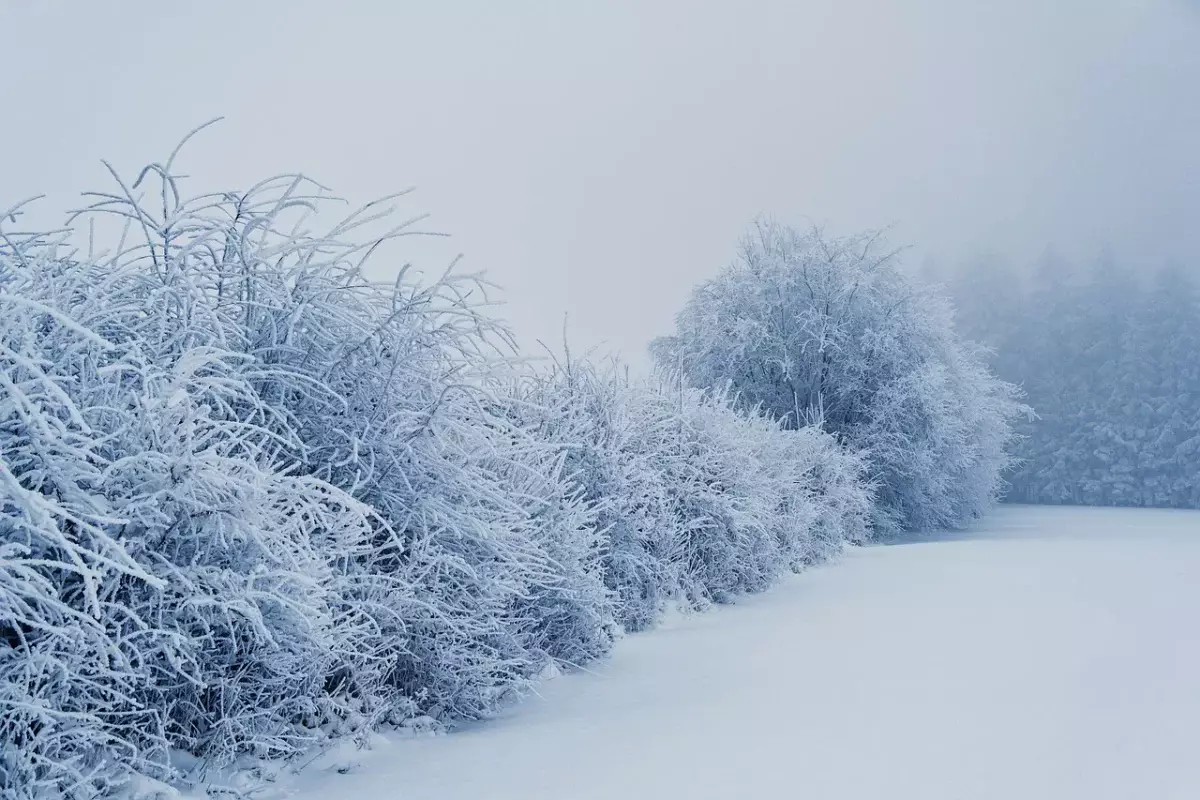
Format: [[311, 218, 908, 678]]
[[274, 505, 1200, 800]]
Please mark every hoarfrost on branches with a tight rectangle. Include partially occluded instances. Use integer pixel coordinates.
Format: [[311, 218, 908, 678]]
[[1, 145, 877, 798], [652, 221, 1027, 534]]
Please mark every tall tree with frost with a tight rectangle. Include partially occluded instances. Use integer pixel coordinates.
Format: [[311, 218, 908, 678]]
[[652, 222, 1025, 533]]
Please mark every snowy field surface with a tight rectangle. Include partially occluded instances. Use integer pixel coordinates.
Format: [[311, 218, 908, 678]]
[[218, 505, 1200, 800]]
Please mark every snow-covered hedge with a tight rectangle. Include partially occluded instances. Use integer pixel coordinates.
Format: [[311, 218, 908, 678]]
[[1, 151, 873, 798], [503, 362, 870, 632]]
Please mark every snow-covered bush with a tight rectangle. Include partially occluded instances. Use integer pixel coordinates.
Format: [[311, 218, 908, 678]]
[[101, 352, 384, 768], [636, 387, 783, 607], [652, 221, 1025, 534], [760, 423, 872, 568], [1, 232, 174, 798], [70, 152, 579, 727], [502, 360, 871, 627], [500, 360, 680, 634], [1, 143, 874, 799], [0, 200, 394, 796], [642, 385, 870, 607], [0, 150, 545, 795], [490, 377, 618, 666]]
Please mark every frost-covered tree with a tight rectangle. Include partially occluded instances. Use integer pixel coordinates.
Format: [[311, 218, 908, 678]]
[[1131, 264, 1200, 506], [943, 248, 1200, 510], [652, 222, 1025, 534]]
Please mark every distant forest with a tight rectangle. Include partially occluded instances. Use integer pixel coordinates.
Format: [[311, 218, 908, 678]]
[[936, 254, 1200, 509]]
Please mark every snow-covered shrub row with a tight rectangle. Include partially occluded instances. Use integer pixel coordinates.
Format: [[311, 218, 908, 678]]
[[653, 221, 1027, 535], [1, 156, 872, 798], [500, 362, 871, 628]]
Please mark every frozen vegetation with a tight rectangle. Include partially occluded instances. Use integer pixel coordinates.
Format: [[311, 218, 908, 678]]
[[2, 143, 1019, 798], [938, 252, 1200, 508], [653, 222, 1027, 534]]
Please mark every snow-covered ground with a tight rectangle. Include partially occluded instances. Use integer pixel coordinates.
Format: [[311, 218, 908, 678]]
[[232, 505, 1200, 800]]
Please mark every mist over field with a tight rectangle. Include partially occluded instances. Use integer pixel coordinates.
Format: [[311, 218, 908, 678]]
[[2, 3, 1198, 799]]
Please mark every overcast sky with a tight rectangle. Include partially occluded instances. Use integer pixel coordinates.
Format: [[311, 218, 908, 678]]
[[2, 1, 1198, 366]]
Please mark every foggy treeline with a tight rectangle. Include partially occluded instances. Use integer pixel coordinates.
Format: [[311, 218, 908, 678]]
[[936, 254, 1200, 509]]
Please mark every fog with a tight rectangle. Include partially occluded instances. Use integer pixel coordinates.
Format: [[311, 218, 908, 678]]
[[3, 0, 1198, 366], [6, 6, 1200, 796]]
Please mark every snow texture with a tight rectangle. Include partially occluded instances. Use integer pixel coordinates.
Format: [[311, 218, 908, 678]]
[[230, 505, 1200, 800]]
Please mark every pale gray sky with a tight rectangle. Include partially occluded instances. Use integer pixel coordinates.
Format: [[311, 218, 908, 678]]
[[3, 0, 1198, 366]]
